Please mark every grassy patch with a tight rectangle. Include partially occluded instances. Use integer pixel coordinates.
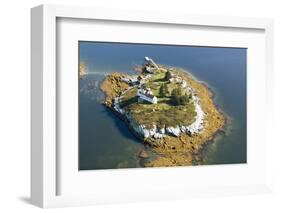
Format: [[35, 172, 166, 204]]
[[119, 88, 138, 108], [119, 96, 138, 108], [121, 88, 137, 100], [126, 102, 196, 129], [118, 69, 196, 129], [150, 72, 166, 82]]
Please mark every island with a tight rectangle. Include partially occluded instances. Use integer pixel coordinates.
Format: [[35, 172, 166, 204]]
[[79, 62, 86, 79], [100, 57, 225, 167]]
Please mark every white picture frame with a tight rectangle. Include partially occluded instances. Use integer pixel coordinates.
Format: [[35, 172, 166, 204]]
[[31, 4, 274, 208]]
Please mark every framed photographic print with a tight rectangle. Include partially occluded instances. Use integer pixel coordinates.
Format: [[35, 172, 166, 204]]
[[31, 4, 274, 208]]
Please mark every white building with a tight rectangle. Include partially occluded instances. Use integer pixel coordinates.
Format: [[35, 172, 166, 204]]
[[137, 88, 158, 104]]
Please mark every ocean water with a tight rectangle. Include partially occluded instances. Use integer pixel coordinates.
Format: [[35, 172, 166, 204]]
[[79, 41, 247, 170]]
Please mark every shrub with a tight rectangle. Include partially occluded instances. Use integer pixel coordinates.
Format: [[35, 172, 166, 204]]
[[159, 83, 169, 97], [171, 87, 190, 105], [165, 70, 173, 81]]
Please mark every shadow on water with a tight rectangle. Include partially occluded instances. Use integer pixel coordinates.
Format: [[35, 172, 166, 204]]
[[101, 106, 143, 144]]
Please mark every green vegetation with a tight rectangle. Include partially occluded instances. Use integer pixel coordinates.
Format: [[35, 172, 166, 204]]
[[127, 102, 196, 128], [159, 83, 169, 97], [117, 67, 196, 128], [119, 88, 138, 108], [149, 70, 164, 80], [171, 87, 191, 106], [165, 70, 173, 81]]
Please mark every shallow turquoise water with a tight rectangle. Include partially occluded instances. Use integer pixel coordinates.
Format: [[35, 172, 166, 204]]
[[79, 42, 247, 170]]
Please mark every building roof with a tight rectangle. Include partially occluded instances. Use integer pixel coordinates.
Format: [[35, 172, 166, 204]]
[[138, 88, 156, 99], [143, 93, 155, 99]]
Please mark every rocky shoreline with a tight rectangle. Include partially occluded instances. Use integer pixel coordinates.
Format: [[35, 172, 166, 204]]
[[112, 87, 205, 139], [100, 67, 225, 167]]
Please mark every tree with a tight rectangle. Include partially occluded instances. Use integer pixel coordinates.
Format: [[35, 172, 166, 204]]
[[159, 83, 169, 97], [165, 70, 173, 81], [171, 87, 190, 105], [180, 94, 190, 105], [164, 84, 169, 96], [171, 87, 182, 105]]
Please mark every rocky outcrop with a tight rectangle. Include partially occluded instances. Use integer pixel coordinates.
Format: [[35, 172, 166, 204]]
[[112, 92, 205, 140], [79, 63, 86, 79], [127, 115, 166, 140], [100, 73, 130, 106], [138, 150, 149, 158], [165, 126, 181, 137]]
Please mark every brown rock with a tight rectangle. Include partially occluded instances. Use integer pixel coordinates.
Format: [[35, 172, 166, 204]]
[[138, 150, 149, 158]]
